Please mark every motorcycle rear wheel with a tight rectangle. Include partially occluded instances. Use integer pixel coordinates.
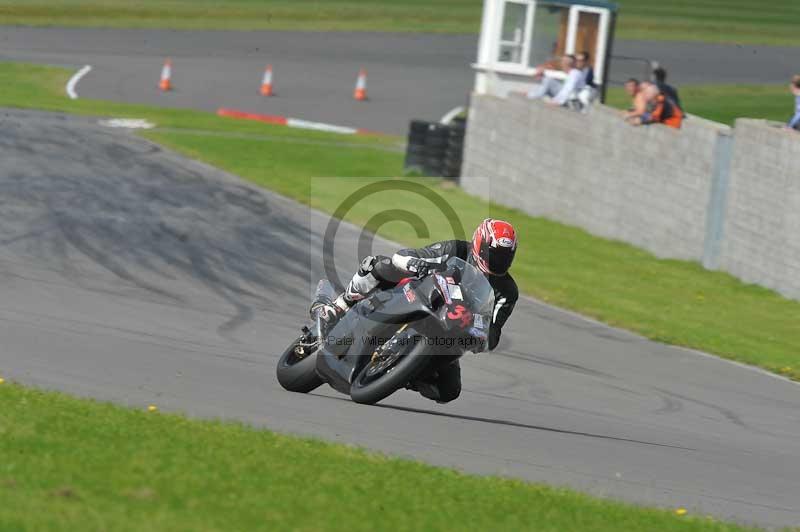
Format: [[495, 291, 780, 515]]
[[350, 336, 430, 405], [276, 337, 324, 393]]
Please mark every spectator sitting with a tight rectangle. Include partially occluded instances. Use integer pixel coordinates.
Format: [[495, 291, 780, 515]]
[[577, 51, 596, 89], [622, 79, 648, 121], [653, 66, 682, 112], [575, 50, 599, 109], [627, 82, 683, 129], [526, 54, 585, 107], [786, 74, 800, 132]]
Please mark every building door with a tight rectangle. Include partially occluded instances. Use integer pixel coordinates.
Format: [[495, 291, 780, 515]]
[[566, 5, 611, 83]]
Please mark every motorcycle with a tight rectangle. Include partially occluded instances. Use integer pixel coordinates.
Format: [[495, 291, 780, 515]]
[[276, 257, 494, 405]]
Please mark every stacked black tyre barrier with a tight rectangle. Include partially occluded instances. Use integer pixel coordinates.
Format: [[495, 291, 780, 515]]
[[403, 117, 467, 181], [403, 120, 429, 174], [423, 123, 449, 177], [442, 117, 466, 181]]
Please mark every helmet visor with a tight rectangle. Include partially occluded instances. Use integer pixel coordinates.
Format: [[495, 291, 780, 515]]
[[487, 247, 515, 275]]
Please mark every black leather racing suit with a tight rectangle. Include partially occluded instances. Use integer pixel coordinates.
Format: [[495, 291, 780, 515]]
[[359, 240, 519, 402]]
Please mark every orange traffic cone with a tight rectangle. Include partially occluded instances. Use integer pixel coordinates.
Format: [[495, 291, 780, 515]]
[[159, 59, 173, 92], [353, 68, 368, 101], [260, 65, 274, 96]]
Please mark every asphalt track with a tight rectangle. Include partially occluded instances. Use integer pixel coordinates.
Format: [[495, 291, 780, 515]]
[[1, 27, 798, 133], [1, 108, 799, 528]]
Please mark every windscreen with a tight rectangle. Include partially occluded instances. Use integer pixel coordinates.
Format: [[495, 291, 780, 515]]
[[446, 257, 494, 320]]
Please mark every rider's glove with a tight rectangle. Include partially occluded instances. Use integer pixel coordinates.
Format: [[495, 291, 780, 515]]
[[406, 257, 442, 278]]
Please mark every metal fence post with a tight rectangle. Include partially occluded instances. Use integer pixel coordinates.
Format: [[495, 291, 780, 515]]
[[702, 132, 734, 270]]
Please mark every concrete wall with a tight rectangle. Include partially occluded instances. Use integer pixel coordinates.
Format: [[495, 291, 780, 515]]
[[462, 94, 800, 301], [718, 120, 800, 300], [462, 94, 731, 261]]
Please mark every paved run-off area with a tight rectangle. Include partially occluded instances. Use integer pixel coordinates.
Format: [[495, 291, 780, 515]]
[[0, 108, 798, 528]]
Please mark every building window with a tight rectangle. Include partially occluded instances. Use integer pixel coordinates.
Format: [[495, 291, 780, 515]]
[[529, 5, 568, 68], [497, 1, 529, 64]]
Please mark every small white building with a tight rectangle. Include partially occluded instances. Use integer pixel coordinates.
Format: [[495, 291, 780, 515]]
[[473, 0, 618, 101]]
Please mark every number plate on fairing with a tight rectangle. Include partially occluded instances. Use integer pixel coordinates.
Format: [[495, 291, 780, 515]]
[[447, 304, 473, 329]]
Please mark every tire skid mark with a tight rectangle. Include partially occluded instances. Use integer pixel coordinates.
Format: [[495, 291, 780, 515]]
[[0, 114, 312, 336], [652, 387, 747, 428]]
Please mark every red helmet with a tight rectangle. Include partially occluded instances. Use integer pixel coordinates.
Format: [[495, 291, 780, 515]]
[[471, 219, 517, 275]]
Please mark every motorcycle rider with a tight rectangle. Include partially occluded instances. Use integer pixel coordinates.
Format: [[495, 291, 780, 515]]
[[313, 218, 519, 403]]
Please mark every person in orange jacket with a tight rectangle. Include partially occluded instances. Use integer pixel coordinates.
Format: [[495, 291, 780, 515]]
[[626, 83, 683, 129]]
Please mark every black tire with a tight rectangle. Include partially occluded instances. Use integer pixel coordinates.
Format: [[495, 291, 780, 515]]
[[448, 126, 465, 139], [446, 138, 464, 151], [443, 155, 462, 168], [443, 164, 461, 175], [405, 150, 426, 166], [443, 158, 462, 170], [276, 338, 324, 393], [423, 162, 444, 177], [443, 160, 461, 171], [350, 339, 430, 405], [425, 145, 446, 155], [426, 125, 449, 139], [425, 138, 448, 149], [409, 120, 431, 135], [444, 149, 463, 161], [442, 169, 461, 180], [404, 145, 426, 161], [405, 153, 425, 164]]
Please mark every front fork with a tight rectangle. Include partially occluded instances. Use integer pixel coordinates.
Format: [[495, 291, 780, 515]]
[[293, 322, 321, 360]]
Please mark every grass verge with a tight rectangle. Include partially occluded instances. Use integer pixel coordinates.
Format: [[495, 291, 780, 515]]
[[0, 0, 799, 46], [0, 381, 761, 531], [1, 60, 799, 384]]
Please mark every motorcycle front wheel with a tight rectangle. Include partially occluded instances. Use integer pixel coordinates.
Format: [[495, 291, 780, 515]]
[[276, 336, 324, 393]]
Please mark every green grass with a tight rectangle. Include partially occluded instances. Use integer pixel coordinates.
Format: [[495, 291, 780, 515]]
[[0, 382, 762, 531], [2, 59, 800, 384], [0, 0, 799, 45], [606, 84, 796, 126], [616, 0, 800, 46], [0, 0, 481, 34]]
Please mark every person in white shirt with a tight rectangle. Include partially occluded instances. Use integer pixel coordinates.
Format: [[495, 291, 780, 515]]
[[526, 54, 585, 106]]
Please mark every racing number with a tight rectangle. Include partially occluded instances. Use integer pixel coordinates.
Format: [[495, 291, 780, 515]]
[[447, 305, 473, 329]]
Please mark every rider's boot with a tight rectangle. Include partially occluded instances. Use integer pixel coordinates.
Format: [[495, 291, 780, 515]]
[[311, 256, 380, 332], [407, 376, 442, 402], [309, 296, 348, 333]]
